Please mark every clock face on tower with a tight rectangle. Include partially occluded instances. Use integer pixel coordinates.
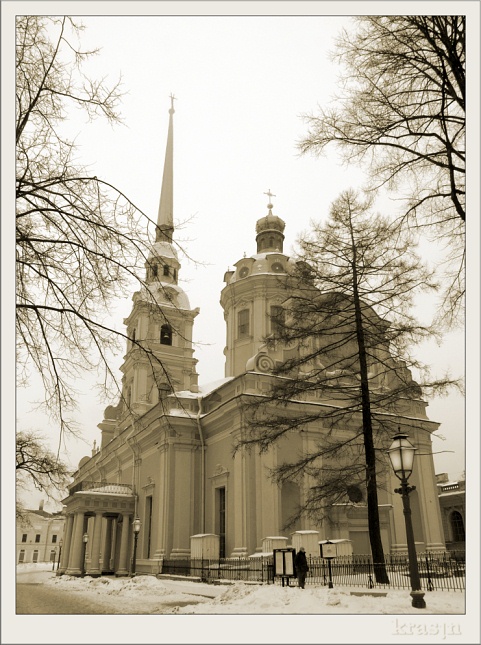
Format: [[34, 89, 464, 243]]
[[239, 266, 250, 279], [271, 262, 284, 273]]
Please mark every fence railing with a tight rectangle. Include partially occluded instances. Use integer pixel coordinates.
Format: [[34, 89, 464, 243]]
[[306, 552, 465, 592], [162, 557, 274, 584], [159, 551, 465, 592]]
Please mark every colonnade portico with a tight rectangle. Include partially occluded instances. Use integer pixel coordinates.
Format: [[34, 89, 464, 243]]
[[59, 484, 136, 577]]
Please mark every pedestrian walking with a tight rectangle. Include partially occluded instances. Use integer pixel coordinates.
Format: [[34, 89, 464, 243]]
[[294, 546, 309, 589]]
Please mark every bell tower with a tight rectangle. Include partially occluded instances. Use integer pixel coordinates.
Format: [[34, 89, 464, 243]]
[[220, 194, 292, 377], [120, 97, 199, 414]]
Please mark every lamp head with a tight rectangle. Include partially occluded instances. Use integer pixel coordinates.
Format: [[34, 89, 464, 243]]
[[133, 518, 141, 534], [82, 532, 89, 543], [387, 432, 417, 481]]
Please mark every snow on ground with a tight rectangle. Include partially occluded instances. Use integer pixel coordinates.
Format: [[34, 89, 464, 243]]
[[11, 563, 477, 645], [17, 562, 465, 615]]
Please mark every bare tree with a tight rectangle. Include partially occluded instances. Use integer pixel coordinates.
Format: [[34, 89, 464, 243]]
[[240, 189, 457, 582], [16, 430, 72, 520], [16, 16, 182, 447], [300, 16, 465, 326]]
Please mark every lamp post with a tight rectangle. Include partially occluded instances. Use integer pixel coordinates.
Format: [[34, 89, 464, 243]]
[[387, 431, 426, 609], [56, 538, 63, 574], [81, 532, 89, 578], [131, 518, 141, 577]]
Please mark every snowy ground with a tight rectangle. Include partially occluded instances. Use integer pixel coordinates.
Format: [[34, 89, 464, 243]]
[[8, 563, 478, 644]]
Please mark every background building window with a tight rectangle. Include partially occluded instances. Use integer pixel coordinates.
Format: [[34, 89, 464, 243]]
[[18, 550, 25, 563], [32, 550, 39, 563], [450, 510, 465, 542], [160, 324, 173, 345], [21, 534, 27, 543], [52, 535, 57, 543], [50, 549, 56, 562], [237, 309, 250, 338], [35, 534, 40, 543]]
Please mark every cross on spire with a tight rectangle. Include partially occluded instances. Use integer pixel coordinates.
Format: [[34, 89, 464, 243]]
[[169, 93, 177, 113], [264, 189, 276, 207]]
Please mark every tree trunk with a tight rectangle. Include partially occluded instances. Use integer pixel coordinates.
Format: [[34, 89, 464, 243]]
[[351, 235, 390, 584]]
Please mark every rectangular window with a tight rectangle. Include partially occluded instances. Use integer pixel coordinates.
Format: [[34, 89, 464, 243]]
[[18, 550, 25, 563], [52, 534, 57, 543], [145, 495, 153, 559], [32, 550, 39, 563], [21, 534, 27, 543], [237, 309, 250, 338], [35, 534, 41, 543], [50, 549, 56, 562], [216, 487, 226, 559], [270, 305, 285, 334]]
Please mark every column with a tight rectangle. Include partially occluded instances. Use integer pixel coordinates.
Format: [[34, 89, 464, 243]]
[[231, 441, 248, 557], [88, 512, 103, 577], [101, 517, 112, 573], [58, 514, 74, 575], [65, 512, 85, 576], [115, 514, 131, 576]]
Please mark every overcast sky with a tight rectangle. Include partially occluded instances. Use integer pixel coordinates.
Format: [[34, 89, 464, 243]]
[[5, 3, 476, 511]]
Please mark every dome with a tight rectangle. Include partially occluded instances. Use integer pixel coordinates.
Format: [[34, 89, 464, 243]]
[[136, 282, 191, 310], [149, 240, 179, 262], [255, 212, 286, 234]]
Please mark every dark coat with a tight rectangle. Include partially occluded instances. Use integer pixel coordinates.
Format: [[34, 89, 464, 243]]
[[294, 550, 309, 573]]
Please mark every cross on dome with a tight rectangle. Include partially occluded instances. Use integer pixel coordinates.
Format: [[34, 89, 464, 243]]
[[264, 189, 276, 209]]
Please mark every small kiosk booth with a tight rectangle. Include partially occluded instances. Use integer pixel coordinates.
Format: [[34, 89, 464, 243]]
[[273, 547, 296, 587]]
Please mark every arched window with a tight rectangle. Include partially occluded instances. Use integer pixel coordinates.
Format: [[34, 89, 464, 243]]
[[160, 324, 173, 345], [237, 309, 250, 338], [152, 264, 158, 279], [163, 264, 170, 276], [450, 511, 465, 542]]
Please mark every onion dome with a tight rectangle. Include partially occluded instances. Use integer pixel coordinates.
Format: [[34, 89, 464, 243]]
[[255, 192, 285, 253]]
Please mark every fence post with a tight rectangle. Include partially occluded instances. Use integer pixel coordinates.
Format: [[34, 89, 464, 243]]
[[425, 556, 434, 592]]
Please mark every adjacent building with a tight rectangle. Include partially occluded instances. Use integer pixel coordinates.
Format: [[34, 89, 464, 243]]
[[436, 473, 466, 552], [16, 501, 65, 565], [59, 102, 446, 577]]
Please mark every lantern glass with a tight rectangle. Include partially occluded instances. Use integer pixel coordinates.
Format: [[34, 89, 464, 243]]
[[387, 433, 416, 480], [133, 518, 141, 534]]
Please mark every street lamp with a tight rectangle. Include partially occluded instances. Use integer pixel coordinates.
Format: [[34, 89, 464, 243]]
[[56, 538, 63, 572], [387, 431, 426, 609], [81, 532, 89, 578], [131, 518, 142, 577]]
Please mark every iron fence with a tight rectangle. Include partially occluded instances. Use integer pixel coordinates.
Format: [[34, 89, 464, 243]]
[[305, 552, 465, 592], [162, 557, 274, 584], [160, 551, 464, 592]]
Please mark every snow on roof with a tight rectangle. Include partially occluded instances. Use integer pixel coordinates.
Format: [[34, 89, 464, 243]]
[[173, 377, 235, 400]]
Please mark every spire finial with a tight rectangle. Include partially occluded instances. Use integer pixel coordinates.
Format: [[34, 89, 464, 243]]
[[169, 93, 176, 114], [157, 97, 175, 240], [264, 189, 276, 211]]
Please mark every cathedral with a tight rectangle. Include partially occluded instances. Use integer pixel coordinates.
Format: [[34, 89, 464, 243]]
[[59, 103, 445, 577]]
